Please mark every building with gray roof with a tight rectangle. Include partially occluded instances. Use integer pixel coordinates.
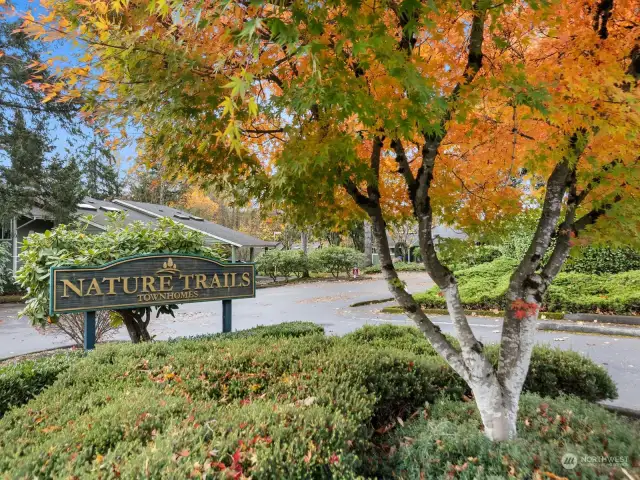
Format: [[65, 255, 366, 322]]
[[4, 197, 278, 274]]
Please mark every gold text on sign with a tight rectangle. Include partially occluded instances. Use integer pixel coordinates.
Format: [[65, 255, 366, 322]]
[[60, 272, 252, 298]]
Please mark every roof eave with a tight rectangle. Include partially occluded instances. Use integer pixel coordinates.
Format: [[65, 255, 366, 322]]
[[113, 199, 244, 248]]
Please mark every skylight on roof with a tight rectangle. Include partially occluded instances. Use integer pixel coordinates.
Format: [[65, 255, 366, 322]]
[[190, 216, 204, 221], [77, 203, 98, 210], [100, 206, 122, 212], [174, 213, 190, 220]]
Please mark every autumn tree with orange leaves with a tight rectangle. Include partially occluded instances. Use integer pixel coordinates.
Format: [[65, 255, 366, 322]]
[[18, 0, 640, 440]]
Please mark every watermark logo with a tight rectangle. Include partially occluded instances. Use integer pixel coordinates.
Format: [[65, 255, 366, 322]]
[[561, 452, 629, 470], [561, 453, 578, 470]]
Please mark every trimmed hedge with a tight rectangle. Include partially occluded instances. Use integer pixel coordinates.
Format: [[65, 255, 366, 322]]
[[0, 324, 618, 478], [384, 394, 640, 479], [0, 351, 82, 417], [414, 258, 516, 310], [0, 323, 323, 419], [414, 258, 640, 314], [344, 325, 617, 402], [171, 321, 325, 342], [0, 335, 371, 478], [546, 270, 640, 314], [564, 246, 640, 274]]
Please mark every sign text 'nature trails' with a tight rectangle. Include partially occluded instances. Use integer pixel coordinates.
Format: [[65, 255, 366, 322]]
[[50, 254, 255, 314]]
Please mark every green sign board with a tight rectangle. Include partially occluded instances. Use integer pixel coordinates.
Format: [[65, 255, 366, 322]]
[[49, 253, 255, 315]]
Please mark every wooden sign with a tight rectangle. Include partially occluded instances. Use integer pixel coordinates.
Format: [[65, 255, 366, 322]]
[[49, 253, 255, 315]]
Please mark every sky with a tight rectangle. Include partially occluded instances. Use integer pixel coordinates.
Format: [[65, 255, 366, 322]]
[[3, 0, 136, 175]]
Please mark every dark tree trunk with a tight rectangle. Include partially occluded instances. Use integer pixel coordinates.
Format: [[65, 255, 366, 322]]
[[120, 309, 152, 343]]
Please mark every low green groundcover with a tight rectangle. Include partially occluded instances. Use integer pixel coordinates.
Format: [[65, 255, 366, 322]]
[[383, 394, 640, 479], [0, 323, 624, 478], [414, 258, 640, 314]]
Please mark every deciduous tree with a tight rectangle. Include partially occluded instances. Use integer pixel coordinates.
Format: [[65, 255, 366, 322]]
[[22, 0, 640, 440]]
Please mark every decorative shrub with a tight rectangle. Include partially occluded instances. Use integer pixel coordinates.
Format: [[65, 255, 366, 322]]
[[546, 270, 640, 314], [383, 394, 640, 479], [564, 246, 640, 275], [414, 257, 516, 310], [484, 344, 617, 402], [344, 324, 617, 402], [414, 257, 640, 314], [343, 324, 458, 356], [255, 249, 308, 281], [0, 335, 372, 478], [0, 324, 619, 478], [171, 321, 325, 342], [309, 246, 365, 278], [0, 351, 82, 417]]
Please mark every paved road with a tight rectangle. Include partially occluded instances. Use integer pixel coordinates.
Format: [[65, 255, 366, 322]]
[[1, 272, 638, 409]]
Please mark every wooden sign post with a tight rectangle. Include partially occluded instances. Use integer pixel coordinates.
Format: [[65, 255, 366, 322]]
[[49, 253, 256, 351]]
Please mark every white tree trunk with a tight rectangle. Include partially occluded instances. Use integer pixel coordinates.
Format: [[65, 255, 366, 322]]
[[472, 382, 516, 441]]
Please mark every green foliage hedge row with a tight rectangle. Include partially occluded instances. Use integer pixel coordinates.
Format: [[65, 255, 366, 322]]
[[415, 258, 640, 314], [255, 249, 308, 281], [172, 321, 325, 342], [308, 246, 365, 278], [384, 394, 640, 479], [546, 270, 640, 314], [0, 351, 82, 417], [0, 324, 618, 478], [256, 247, 364, 280], [564, 246, 640, 274], [0, 323, 323, 419], [345, 324, 617, 403], [414, 257, 516, 310]]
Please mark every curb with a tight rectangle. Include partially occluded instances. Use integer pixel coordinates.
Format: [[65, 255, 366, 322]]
[[537, 321, 640, 338], [564, 313, 640, 326], [601, 404, 640, 420]]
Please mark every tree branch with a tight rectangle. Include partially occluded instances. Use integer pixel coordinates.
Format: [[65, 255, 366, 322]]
[[344, 179, 377, 212], [390, 138, 417, 202]]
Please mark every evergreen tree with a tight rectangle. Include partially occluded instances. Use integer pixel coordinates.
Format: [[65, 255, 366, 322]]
[[0, 20, 76, 135], [76, 140, 122, 200], [43, 156, 84, 224], [126, 165, 187, 205], [0, 112, 47, 221]]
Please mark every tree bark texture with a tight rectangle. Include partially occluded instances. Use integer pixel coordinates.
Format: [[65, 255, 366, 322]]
[[120, 309, 152, 343], [340, 0, 628, 441]]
